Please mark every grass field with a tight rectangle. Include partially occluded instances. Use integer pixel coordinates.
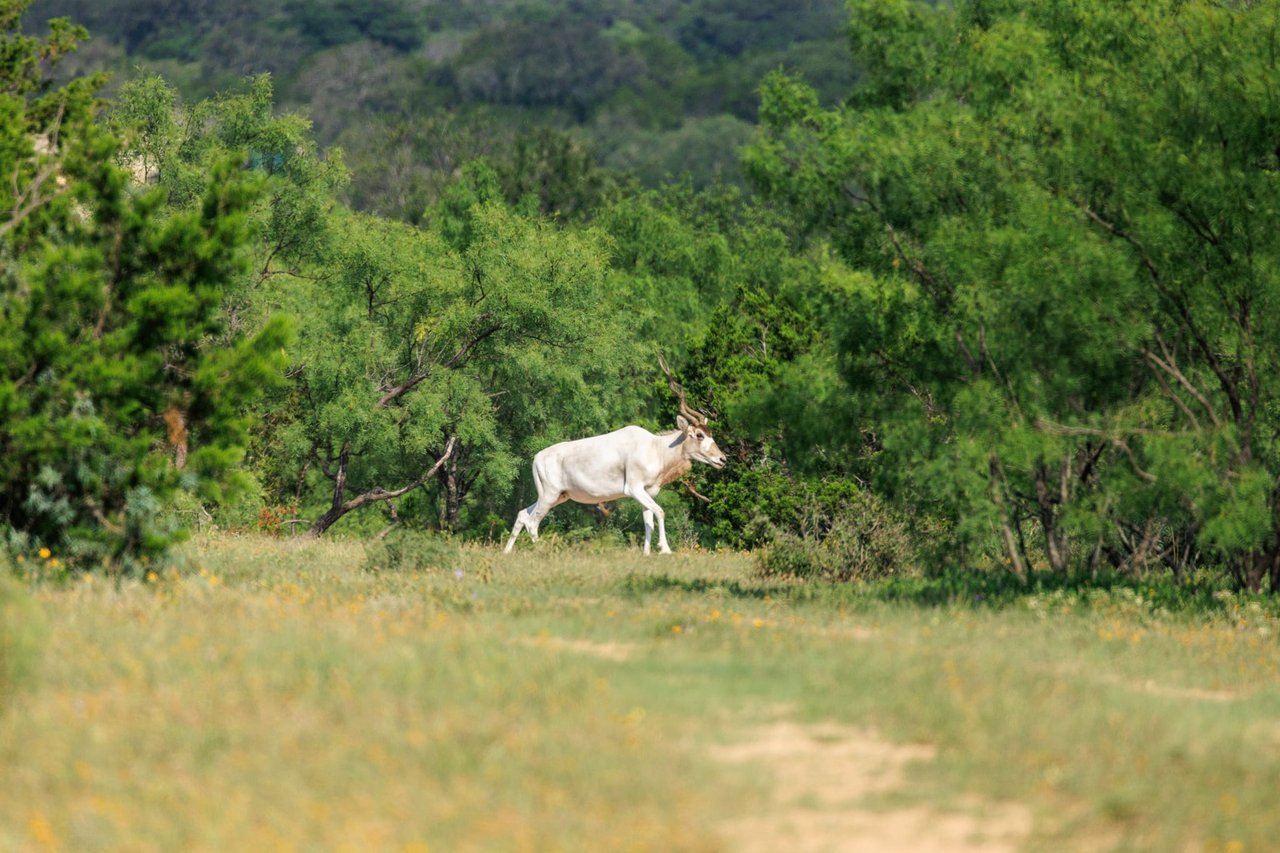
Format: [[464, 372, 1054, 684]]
[[2, 535, 1279, 851]]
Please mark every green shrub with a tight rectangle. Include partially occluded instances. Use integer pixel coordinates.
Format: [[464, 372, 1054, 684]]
[[756, 490, 917, 582], [362, 530, 460, 573]]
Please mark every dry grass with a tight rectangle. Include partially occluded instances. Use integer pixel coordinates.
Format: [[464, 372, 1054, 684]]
[[2, 534, 1279, 851]]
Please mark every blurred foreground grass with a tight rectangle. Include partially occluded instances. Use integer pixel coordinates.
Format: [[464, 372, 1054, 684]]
[[2, 534, 1279, 850]]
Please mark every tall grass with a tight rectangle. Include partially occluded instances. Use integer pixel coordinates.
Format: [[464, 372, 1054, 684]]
[[2, 534, 1278, 850], [0, 565, 43, 714]]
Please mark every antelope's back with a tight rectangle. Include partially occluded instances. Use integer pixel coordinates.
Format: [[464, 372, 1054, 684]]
[[533, 426, 657, 494]]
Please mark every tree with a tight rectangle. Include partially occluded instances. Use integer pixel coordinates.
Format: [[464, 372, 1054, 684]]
[[747, 0, 1280, 589], [271, 188, 635, 536], [0, 0, 287, 569]]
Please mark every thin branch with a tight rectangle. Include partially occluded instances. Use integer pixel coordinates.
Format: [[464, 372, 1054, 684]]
[[1141, 351, 1202, 430], [1079, 203, 1162, 284], [0, 162, 69, 239], [305, 436, 458, 537], [1034, 419, 1157, 482], [1080, 203, 1242, 425], [1141, 345, 1220, 427], [681, 479, 712, 503]]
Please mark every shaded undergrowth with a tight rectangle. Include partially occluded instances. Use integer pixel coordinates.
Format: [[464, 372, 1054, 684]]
[[622, 565, 1280, 618]]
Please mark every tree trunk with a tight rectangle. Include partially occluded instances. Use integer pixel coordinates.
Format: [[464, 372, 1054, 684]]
[[442, 458, 461, 530], [989, 454, 1027, 578], [1034, 461, 1070, 574]]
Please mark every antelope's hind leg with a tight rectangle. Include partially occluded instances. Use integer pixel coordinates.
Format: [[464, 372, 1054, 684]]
[[503, 493, 567, 553], [504, 502, 536, 553]]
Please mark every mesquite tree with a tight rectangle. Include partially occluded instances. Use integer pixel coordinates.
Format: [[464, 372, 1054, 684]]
[[273, 202, 632, 536], [747, 0, 1280, 589]]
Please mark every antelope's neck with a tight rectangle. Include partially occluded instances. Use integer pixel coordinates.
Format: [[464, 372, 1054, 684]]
[[658, 457, 692, 487]]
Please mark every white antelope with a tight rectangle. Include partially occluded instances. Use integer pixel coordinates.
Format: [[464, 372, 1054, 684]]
[[504, 357, 726, 555]]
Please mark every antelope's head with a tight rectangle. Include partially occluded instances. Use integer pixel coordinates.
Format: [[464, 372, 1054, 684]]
[[660, 354, 727, 469]]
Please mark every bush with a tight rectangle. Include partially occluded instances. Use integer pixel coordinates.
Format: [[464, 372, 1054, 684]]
[[0, 566, 44, 713], [362, 530, 460, 573], [756, 490, 918, 582]]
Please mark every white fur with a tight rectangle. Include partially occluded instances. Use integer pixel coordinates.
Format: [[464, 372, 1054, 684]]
[[504, 416, 726, 555]]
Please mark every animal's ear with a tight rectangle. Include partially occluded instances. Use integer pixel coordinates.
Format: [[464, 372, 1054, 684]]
[[676, 415, 690, 432]]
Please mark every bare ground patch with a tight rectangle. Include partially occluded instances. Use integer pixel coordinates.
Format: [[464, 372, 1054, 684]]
[[1102, 675, 1244, 703], [1053, 664, 1247, 703], [712, 721, 1030, 853]]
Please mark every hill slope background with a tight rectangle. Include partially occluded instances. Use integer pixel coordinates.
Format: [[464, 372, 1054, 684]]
[[29, 0, 856, 218]]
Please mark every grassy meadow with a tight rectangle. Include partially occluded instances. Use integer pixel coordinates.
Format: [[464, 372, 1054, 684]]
[[2, 535, 1280, 851]]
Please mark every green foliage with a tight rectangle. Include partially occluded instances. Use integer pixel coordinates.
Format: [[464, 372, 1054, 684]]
[[494, 127, 619, 221], [286, 0, 422, 51], [29, 0, 855, 207], [747, 0, 1280, 590], [1, 5, 289, 569], [268, 190, 638, 535], [756, 486, 918, 582], [109, 73, 176, 182]]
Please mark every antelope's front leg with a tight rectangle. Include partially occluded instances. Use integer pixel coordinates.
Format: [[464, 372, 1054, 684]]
[[628, 486, 669, 555]]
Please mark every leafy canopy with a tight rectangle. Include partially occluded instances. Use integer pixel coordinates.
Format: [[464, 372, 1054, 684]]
[[747, 0, 1280, 588]]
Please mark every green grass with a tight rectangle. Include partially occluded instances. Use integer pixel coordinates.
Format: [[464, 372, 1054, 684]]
[[2, 535, 1279, 850]]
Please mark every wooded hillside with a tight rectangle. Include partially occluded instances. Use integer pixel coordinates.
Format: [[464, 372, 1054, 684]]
[[28, 0, 856, 218]]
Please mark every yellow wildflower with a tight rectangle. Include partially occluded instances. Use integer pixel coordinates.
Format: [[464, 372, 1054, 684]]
[[38, 547, 50, 559], [28, 813, 56, 848]]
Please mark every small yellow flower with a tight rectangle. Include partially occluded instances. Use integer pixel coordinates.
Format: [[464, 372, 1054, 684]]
[[671, 624, 683, 634], [146, 571, 159, 583], [38, 547, 51, 560], [28, 813, 56, 848], [709, 609, 721, 621], [752, 618, 766, 629], [47, 558, 61, 569]]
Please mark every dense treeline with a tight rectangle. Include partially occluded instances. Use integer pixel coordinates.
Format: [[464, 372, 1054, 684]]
[[748, 0, 1280, 591], [5, 0, 1280, 593]]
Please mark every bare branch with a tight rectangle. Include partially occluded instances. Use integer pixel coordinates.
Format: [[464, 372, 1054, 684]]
[[1033, 419, 1157, 482], [307, 436, 458, 537], [0, 162, 69, 240], [1141, 352, 1202, 430], [681, 479, 712, 503]]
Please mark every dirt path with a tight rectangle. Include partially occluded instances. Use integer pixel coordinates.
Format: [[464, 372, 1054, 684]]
[[712, 720, 1031, 852]]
